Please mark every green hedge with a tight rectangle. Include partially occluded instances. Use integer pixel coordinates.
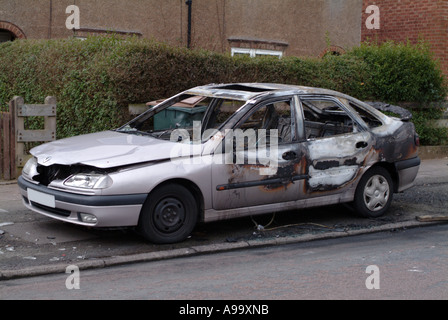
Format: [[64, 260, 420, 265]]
[[0, 36, 446, 142], [412, 108, 448, 146], [350, 40, 447, 103]]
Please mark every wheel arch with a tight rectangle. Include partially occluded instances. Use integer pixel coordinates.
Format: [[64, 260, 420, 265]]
[[143, 178, 205, 222], [365, 162, 399, 193]]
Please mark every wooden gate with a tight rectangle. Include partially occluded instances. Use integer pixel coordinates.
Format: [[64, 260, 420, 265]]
[[0, 96, 56, 180]]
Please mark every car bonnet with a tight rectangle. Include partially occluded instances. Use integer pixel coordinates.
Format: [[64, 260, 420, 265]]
[[30, 130, 190, 168]]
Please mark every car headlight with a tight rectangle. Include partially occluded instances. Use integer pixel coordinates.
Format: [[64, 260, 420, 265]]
[[23, 157, 39, 179], [64, 174, 113, 189]]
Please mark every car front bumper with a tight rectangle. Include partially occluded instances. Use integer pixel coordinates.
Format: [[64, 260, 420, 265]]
[[18, 176, 147, 227]]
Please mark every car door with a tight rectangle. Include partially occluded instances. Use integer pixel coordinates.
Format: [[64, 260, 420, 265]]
[[299, 95, 374, 196], [211, 96, 308, 210]]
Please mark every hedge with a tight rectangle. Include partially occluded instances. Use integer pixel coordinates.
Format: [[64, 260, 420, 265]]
[[350, 40, 447, 103], [0, 36, 446, 142]]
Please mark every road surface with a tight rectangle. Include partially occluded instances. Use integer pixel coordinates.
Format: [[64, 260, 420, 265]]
[[1, 224, 447, 301]]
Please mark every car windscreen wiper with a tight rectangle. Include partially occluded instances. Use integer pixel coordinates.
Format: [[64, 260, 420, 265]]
[[114, 128, 155, 137]]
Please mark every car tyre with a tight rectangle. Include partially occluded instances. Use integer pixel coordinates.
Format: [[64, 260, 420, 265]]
[[138, 184, 198, 244], [353, 167, 393, 218]]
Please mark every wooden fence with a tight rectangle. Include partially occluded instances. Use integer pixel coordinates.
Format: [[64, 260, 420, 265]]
[[0, 109, 15, 180], [0, 96, 56, 180]]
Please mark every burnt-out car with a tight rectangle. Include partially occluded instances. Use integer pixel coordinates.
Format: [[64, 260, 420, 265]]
[[18, 83, 420, 243]]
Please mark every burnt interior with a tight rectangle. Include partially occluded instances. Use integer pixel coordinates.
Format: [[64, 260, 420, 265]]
[[301, 99, 382, 139], [302, 101, 355, 139]]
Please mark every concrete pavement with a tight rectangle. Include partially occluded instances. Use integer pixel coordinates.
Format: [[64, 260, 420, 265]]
[[1, 157, 447, 280]]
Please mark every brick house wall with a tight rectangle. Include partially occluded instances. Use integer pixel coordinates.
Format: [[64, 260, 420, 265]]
[[0, 20, 26, 40], [362, 0, 448, 76], [0, 0, 363, 59]]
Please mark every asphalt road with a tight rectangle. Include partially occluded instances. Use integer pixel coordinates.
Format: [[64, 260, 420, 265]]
[[0, 158, 447, 280], [1, 224, 447, 301]]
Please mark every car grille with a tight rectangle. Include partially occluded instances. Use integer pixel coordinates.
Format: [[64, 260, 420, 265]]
[[34, 164, 112, 186], [30, 201, 72, 217], [34, 164, 72, 186]]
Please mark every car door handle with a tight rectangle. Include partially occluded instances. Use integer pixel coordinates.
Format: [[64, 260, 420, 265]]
[[282, 151, 298, 160], [356, 141, 368, 149]]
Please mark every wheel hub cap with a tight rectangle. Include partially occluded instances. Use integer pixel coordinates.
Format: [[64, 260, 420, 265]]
[[154, 197, 185, 233], [363, 175, 390, 212]]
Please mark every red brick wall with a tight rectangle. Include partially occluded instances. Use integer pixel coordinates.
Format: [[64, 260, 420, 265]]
[[362, 0, 448, 77]]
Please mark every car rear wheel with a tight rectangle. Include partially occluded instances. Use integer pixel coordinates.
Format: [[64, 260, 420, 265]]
[[353, 167, 393, 218], [138, 184, 198, 244]]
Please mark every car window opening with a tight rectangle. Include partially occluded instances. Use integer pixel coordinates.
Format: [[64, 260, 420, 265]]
[[237, 100, 293, 147], [301, 99, 359, 140], [348, 102, 383, 128]]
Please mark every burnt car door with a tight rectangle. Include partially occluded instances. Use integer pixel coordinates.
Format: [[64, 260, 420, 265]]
[[299, 95, 374, 196], [211, 96, 308, 210]]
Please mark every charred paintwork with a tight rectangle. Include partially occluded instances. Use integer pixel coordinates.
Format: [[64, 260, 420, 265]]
[[303, 129, 374, 193], [314, 160, 340, 170], [372, 121, 418, 162], [257, 159, 306, 192]]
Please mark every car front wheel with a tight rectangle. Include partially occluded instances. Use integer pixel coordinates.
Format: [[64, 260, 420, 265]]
[[138, 184, 198, 244], [353, 167, 393, 218]]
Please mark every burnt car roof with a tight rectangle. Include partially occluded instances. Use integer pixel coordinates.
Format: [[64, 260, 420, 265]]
[[185, 83, 345, 101], [185, 82, 393, 125]]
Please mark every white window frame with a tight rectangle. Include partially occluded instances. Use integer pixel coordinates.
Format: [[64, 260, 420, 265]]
[[231, 48, 283, 58]]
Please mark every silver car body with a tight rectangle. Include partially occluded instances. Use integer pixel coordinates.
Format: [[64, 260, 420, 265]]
[[18, 83, 420, 240]]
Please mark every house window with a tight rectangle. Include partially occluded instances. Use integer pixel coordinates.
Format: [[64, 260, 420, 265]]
[[228, 37, 287, 59], [231, 48, 283, 58], [0, 30, 14, 43]]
